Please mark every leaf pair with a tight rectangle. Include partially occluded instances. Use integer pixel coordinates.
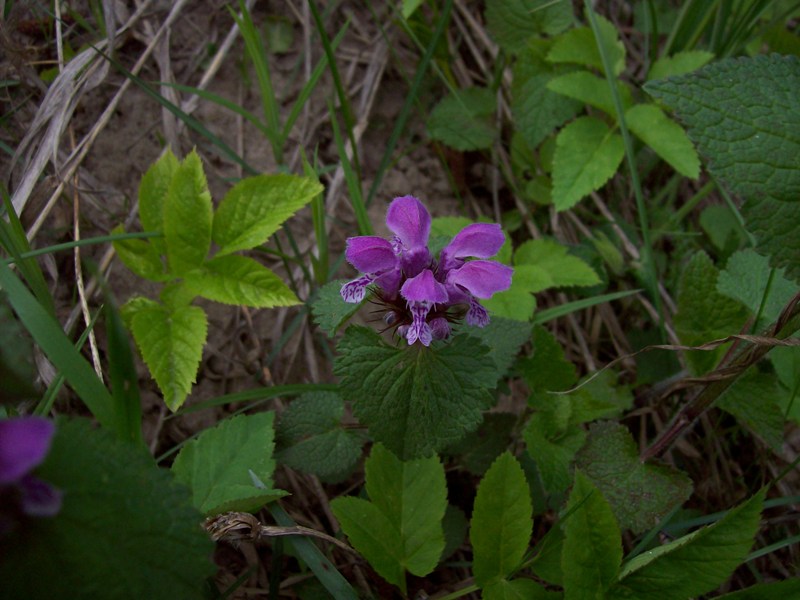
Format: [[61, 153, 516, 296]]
[[114, 149, 322, 410]]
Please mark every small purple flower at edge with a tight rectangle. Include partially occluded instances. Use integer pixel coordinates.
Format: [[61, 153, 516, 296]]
[[0, 417, 62, 535], [341, 195, 513, 346]]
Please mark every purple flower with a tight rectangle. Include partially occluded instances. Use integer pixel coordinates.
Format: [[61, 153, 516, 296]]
[[0, 417, 62, 533], [341, 195, 512, 346]]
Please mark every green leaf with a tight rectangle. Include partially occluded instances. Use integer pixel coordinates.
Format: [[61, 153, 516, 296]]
[[111, 226, 167, 282], [446, 412, 517, 475], [276, 391, 364, 480], [331, 444, 447, 592], [547, 14, 626, 76], [0, 418, 214, 599], [427, 87, 497, 151], [485, 0, 573, 53], [566, 369, 633, 424], [524, 409, 585, 494], [310, 279, 362, 337], [171, 412, 287, 515], [184, 254, 299, 307], [562, 470, 622, 599], [482, 267, 539, 321], [674, 252, 749, 374], [0, 293, 37, 402], [770, 345, 800, 422], [552, 116, 625, 211], [610, 490, 765, 599], [644, 54, 800, 205], [462, 316, 532, 381], [334, 326, 496, 459], [547, 70, 633, 116], [213, 173, 322, 256], [716, 579, 800, 599], [138, 148, 179, 255], [514, 239, 602, 288], [700, 204, 749, 253], [717, 369, 786, 451], [647, 50, 715, 81], [129, 301, 208, 411], [575, 421, 693, 534], [717, 249, 799, 324], [625, 103, 700, 179], [520, 325, 578, 393], [163, 150, 212, 275], [471, 452, 533, 587], [484, 578, 558, 600], [742, 196, 800, 283]]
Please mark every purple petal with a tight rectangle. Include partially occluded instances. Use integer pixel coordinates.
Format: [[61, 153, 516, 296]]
[[407, 303, 433, 346], [341, 274, 374, 303], [345, 236, 397, 274], [400, 246, 432, 278], [0, 418, 55, 484], [442, 223, 505, 260], [386, 196, 431, 249], [466, 299, 490, 327], [375, 268, 402, 299], [18, 474, 62, 517], [401, 270, 448, 304], [430, 317, 451, 340], [447, 261, 513, 299]]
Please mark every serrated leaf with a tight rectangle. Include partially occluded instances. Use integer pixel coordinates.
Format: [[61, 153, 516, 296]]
[[276, 391, 364, 480], [674, 252, 749, 374], [566, 369, 633, 424], [610, 490, 765, 599], [717, 369, 786, 451], [172, 412, 287, 515], [647, 50, 715, 81], [742, 196, 800, 283], [547, 14, 626, 76], [552, 116, 625, 211], [481, 268, 539, 321], [427, 87, 497, 151], [184, 254, 299, 308], [524, 412, 585, 494], [462, 317, 531, 381], [625, 103, 700, 178], [120, 296, 159, 329], [644, 54, 800, 204], [575, 421, 693, 534], [547, 70, 633, 116], [717, 249, 799, 324], [520, 325, 578, 392], [139, 148, 179, 255], [446, 412, 517, 475], [310, 279, 362, 337], [512, 41, 582, 150], [514, 239, 602, 288], [485, 0, 573, 53], [334, 326, 497, 459], [111, 226, 167, 282], [129, 302, 207, 411], [331, 444, 446, 592], [471, 452, 533, 587], [562, 470, 622, 598], [0, 418, 214, 599], [213, 174, 322, 256], [163, 150, 212, 276]]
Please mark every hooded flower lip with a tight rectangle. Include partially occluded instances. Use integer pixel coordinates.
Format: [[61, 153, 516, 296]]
[[341, 195, 513, 346]]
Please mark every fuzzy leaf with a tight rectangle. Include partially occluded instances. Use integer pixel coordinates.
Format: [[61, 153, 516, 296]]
[[310, 279, 363, 337], [485, 0, 573, 53], [462, 316, 532, 381], [0, 418, 214, 599], [128, 301, 207, 411], [575, 421, 693, 534], [547, 70, 633, 116], [547, 15, 626, 76], [184, 254, 299, 307], [610, 490, 765, 599], [213, 174, 322, 256], [331, 444, 447, 592], [276, 391, 364, 480], [524, 412, 585, 494], [171, 412, 287, 515], [647, 50, 715, 81], [138, 148, 179, 255], [552, 116, 625, 211], [562, 470, 622, 598], [625, 103, 700, 179], [471, 452, 533, 587], [163, 150, 213, 275], [644, 54, 800, 204], [742, 196, 800, 283], [334, 326, 496, 459], [427, 87, 497, 151]]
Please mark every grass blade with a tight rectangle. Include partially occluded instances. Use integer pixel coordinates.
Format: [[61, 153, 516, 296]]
[[329, 101, 371, 235], [533, 289, 642, 326]]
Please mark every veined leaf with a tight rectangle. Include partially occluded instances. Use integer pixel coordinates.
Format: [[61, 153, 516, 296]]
[[625, 103, 700, 179], [486, 0, 573, 53], [128, 300, 207, 411], [515, 239, 601, 288], [471, 452, 533, 587], [111, 225, 167, 282], [647, 50, 714, 81], [427, 87, 497, 151], [552, 116, 624, 211], [163, 150, 213, 275], [547, 70, 633, 116], [212, 174, 322, 256], [138, 148, 179, 255], [310, 278, 363, 337], [742, 196, 800, 283], [171, 412, 287, 515], [547, 14, 626, 76], [184, 254, 299, 307]]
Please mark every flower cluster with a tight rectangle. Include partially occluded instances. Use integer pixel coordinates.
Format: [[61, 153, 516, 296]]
[[341, 195, 513, 346], [0, 417, 62, 536]]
